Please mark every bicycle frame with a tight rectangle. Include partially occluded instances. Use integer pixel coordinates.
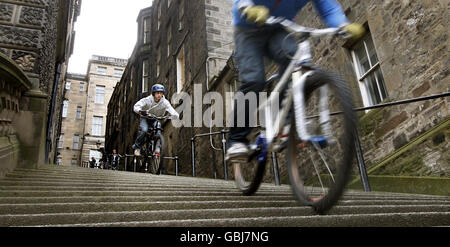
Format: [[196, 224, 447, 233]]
[[258, 17, 340, 151]]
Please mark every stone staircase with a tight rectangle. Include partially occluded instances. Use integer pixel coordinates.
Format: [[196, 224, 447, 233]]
[[0, 165, 449, 227]]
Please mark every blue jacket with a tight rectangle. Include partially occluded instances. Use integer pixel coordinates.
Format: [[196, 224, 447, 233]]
[[232, 0, 349, 28]]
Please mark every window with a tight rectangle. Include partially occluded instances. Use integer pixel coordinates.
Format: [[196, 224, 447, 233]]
[[142, 60, 149, 93], [179, 0, 184, 31], [62, 100, 69, 118], [80, 82, 85, 92], [114, 68, 123, 78], [143, 17, 151, 44], [92, 116, 103, 136], [95, 85, 105, 104], [158, 3, 162, 30], [167, 21, 172, 57], [65, 81, 71, 90], [351, 33, 388, 107], [76, 106, 82, 119], [176, 47, 185, 93], [58, 134, 64, 148], [157, 48, 161, 78], [73, 134, 80, 150], [97, 66, 107, 75]]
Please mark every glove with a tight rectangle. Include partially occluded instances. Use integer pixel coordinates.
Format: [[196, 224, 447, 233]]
[[342, 23, 365, 40], [139, 110, 148, 116], [242, 5, 269, 26]]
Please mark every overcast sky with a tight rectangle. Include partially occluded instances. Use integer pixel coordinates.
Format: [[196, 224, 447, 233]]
[[67, 0, 153, 74]]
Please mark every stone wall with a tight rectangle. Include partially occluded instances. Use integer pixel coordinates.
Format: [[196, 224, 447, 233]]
[[0, 0, 81, 170], [184, 0, 449, 182]]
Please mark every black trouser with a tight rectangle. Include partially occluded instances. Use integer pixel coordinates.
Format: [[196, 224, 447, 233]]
[[228, 26, 297, 147], [134, 117, 155, 148]]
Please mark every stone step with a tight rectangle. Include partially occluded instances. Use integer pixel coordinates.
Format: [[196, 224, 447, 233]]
[[0, 200, 301, 215], [0, 194, 296, 204], [0, 190, 289, 198], [21, 212, 450, 227], [1, 197, 448, 216], [1, 166, 448, 227], [1, 205, 449, 227]]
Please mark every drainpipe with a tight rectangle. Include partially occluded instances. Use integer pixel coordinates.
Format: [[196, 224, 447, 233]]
[[45, 63, 62, 164], [205, 56, 228, 151]]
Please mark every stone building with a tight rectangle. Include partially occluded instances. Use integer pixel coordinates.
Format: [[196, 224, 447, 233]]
[[106, 7, 152, 157], [80, 55, 126, 165], [106, 0, 448, 191], [57, 55, 126, 166], [106, 0, 235, 176], [209, 0, 450, 191], [56, 73, 87, 166], [0, 0, 81, 176]]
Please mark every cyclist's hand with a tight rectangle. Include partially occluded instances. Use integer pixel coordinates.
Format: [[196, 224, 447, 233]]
[[342, 23, 365, 40], [139, 110, 148, 116], [242, 5, 269, 26]]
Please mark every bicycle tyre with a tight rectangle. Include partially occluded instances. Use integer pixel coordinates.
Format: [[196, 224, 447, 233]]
[[152, 133, 165, 175], [233, 159, 266, 196], [232, 133, 267, 195], [287, 69, 356, 214]]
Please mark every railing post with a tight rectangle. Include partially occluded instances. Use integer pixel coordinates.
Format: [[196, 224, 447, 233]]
[[221, 130, 228, 180], [354, 129, 371, 192], [271, 152, 281, 186], [124, 155, 127, 171], [191, 137, 196, 177], [175, 156, 179, 176]]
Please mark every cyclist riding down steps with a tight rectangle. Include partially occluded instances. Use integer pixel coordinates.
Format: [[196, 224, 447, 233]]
[[132, 84, 179, 156], [225, 0, 365, 161]]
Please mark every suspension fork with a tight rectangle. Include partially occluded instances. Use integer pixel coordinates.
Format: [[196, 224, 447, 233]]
[[292, 70, 333, 143]]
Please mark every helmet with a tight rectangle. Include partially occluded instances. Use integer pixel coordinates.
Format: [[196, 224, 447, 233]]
[[151, 84, 165, 94]]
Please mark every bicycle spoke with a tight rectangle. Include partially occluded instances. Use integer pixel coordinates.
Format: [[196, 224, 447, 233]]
[[311, 141, 335, 183]]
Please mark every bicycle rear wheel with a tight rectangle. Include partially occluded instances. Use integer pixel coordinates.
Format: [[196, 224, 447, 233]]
[[287, 70, 356, 214], [152, 133, 165, 175]]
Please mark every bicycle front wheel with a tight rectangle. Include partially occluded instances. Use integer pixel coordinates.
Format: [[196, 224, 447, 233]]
[[287, 70, 356, 214], [152, 133, 165, 175]]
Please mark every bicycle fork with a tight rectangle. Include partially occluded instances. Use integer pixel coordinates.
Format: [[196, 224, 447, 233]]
[[292, 70, 333, 145]]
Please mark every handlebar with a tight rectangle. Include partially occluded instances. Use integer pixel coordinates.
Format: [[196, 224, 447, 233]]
[[137, 111, 172, 120], [266, 16, 348, 38]]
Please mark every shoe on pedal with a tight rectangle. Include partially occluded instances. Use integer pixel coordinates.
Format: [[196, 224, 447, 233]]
[[134, 149, 141, 156], [225, 142, 248, 162]]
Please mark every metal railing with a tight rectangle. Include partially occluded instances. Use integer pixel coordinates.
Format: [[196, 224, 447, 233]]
[[189, 92, 449, 190], [80, 153, 180, 176], [191, 129, 282, 185]]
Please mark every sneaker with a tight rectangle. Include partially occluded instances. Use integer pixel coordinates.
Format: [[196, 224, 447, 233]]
[[134, 149, 141, 156], [225, 142, 248, 162]]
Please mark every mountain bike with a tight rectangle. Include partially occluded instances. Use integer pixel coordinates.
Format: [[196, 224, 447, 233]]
[[136, 113, 170, 175], [231, 17, 357, 213]]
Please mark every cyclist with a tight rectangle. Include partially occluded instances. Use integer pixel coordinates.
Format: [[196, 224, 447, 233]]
[[132, 84, 179, 156], [226, 0, 365, 161]]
